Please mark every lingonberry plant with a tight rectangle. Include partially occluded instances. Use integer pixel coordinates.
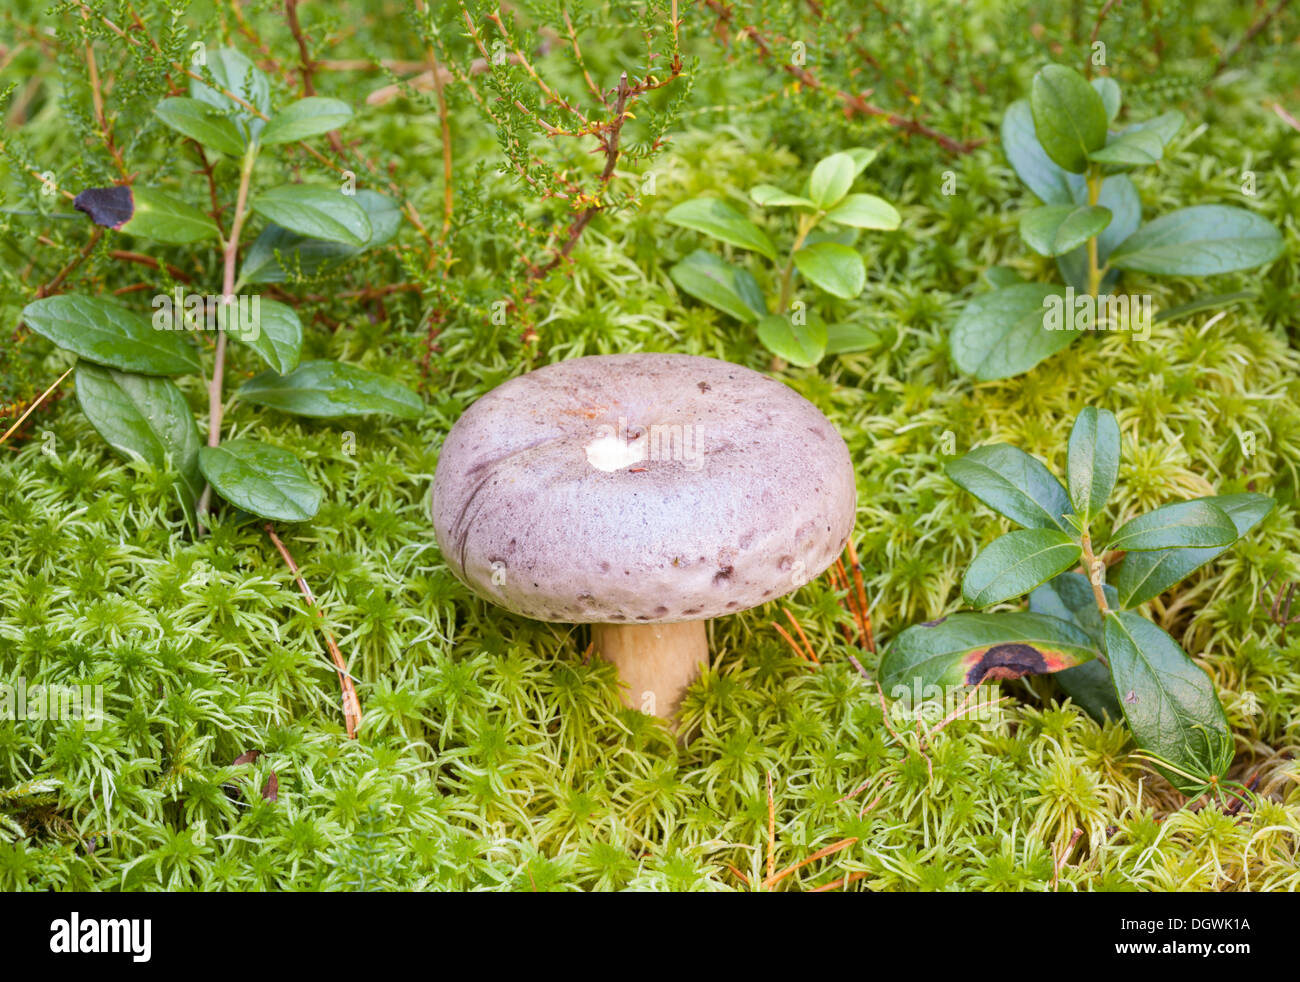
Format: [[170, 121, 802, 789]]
[[665, 148, 900, 366], [951, 63, 1284, 381], [881, 408, 1274, 800], [18, 48, 419, 530]]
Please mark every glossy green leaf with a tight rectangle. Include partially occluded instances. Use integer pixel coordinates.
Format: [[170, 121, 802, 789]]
[[668, 250, 765, 323], [822, 193, 900, 230], [664, 198, 776, 260], [1104, 611, 1233, 795], [1092, 77, 1121, 121], [1088, 127, 1167, 167], [260, 97, 353, 145], [793, 242, 865, 299], [749, 185, 815, 208], [962, 529, 1082, 608], [238, 190, 399, 284], [154, 97, 247, 156], [950, 282, 1076, 381], [22, 294, 199, 376], [190, 47, 270, 141], [217, 297, 302, 374], [75, 363, 202, 528], [1028, 571, 1122, 722], [1112, 493, 1274, 608], [823, 322, 880, 355], [1067, 407, 1120, 521], [250, 185, 371, 247], [1127, 110, 1184, 147], [880, 611, 1098, 692], [1108, 205, 1283, 275], [121, 187, 220, 244], [946, 443, 1075, 532], [1020, 204, 1111, 256], [199, 439, 322, 522], [1001, 100, 1074, 205], [1030, 64, 1108, 173], [237, 360, 424, 419], [807, 152, 856, 208], [1107, 499, 1237, 552], [757, 314, 826, 367]]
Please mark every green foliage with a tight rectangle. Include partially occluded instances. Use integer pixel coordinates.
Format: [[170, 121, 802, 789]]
[[884, 408, 1274, 798], [667, 148, 899, 366]]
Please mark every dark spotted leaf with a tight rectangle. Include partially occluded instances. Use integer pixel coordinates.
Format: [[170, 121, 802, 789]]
[[1067, 407, 1121, 522], [1029, 572, 1122, 722], [1106, 499, 1237, 552], [945, 443, 1075, 533], [1112, 493, 1274, 608], [73, 186, 133, 228], [199, 439, 322, 522], [880, 611, 1098, 693], [1103, 611, 1233, 795], [21, 294, 200, 376], [962, 529, 1082, 608]]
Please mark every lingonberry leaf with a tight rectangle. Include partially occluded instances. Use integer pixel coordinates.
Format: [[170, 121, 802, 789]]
[[199, 439, 322, 522], [1108, 205, 1284, 275], [22, 294, 200, 376], [1106, 499, 1237, 551], [792, 242, 865, 299], [260, 97, 353, 145], [668, 250, 766, 323], [250, 185, 372, 247], [664, 198, 777, 260], [1066, 407, 1121, 522], [154, 96, 247, 156], [1029, 64, 1109, 174], [1019, 203, 1112, 257], [236, 360, 424, 419], [1028, 572, 1122, 722], [945, 442, 1075, 532], [961, 528, 1082, 608], [756, 313, 827, 367], [806, 152, 857, 209], [949, 282, 1076, 381]]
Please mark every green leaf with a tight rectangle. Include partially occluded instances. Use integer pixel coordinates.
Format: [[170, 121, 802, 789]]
[[842, 147, 879, 176], [1153, 290, 1255, 324], [1092, 77, 1121, 121], [807, 152, 857, 208], [950, 282, 1077, 381], [1056, 173, 1141, 294], [251, 185, 371, 247], [120, 187, 220, 244], [793, 242, 865, 299], [1107, 499, 1237, 552], [1108, 205, 1284, 275], [962, 529, 1083, 608], [664, 198, 776, 260], [237, 360, 424, 419], [217, 297, 302, 374], [75, 363, 202, 528], [238, 190, 399, 284], [1112, 494, 1274, 608], [880, 611, 1098, 692], [749, 185, 815, 208], [260, 97, 353, 145], [1028, 571, 1122, 722], [1001, 100, 1074, 205], [823, 322, 880, 355], [190, 47, 270, 141], [945, 443, 1075, 532], [668, 250, 765, 323], [822, 193, 900, 230], [199, 439, 322, 522], [982, 266, 1026, 289], [1019, 204, 1111, 257], [154, 97, 247, 156], [1066, 407, 1120, 522], [757, 314, 827, 367], [22, 294, 199, 376], [1103, 611, 1233, 795], [1030, 64, 1109, 173], [1127, 110, 1184, 147], [1088, 128, 1167, 167]]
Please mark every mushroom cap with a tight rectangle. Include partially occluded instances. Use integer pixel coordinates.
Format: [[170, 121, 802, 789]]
[[431, 353, 856, 624]]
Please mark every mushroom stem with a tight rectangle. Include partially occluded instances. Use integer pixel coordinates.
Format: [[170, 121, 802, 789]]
[[591, 620, 708, 719]]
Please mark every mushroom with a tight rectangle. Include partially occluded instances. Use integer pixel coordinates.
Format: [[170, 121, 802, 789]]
[[431, 353, 856, 720]]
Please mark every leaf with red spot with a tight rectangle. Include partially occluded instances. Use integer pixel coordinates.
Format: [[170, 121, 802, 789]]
[[879, 611, 1098, 693], [74, 186, 134, 229]]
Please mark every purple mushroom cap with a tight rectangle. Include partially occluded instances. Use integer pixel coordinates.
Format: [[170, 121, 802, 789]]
[[432, 353, 856, 624]]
